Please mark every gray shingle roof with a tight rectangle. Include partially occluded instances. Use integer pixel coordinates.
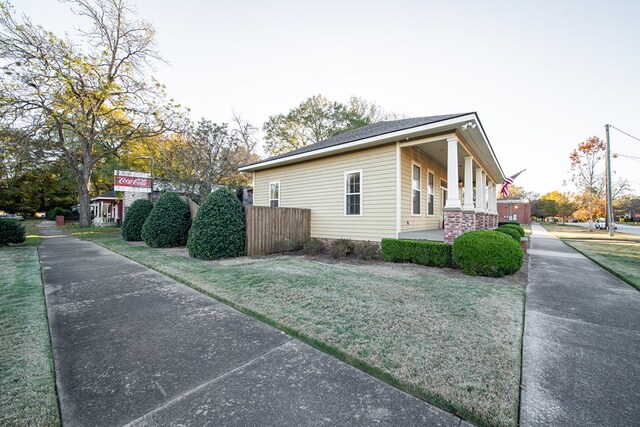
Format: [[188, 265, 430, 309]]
[[251, 113, 471, 166]]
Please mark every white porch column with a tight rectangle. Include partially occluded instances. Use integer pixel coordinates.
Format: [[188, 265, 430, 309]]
[[482, 171, 488, 212], [445, 137, 461, 209], [488, 183, 496, 214], [475, 168, 485, 213], [463, 156, 475, 211]]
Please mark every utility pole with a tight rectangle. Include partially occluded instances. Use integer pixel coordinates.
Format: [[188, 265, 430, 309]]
[[605, 124, 614, 237]]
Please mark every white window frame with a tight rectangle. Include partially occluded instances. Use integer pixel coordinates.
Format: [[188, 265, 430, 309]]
[[269, 181, 280, 208], [427, 170, 435, 216], [344, 169, 363, 216], [411, 162, 421, 216]]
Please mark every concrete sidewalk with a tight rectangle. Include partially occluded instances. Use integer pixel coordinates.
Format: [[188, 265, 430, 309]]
[[520, 223, 640, 426], [38, 222, 463, 426]]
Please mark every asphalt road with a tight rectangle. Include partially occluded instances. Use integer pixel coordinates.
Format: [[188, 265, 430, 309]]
[[564, 221, 640, 235]]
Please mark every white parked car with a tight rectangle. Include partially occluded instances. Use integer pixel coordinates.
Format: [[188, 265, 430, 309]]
[[2, 213, 24, 221], [595, 218, 617, 230]]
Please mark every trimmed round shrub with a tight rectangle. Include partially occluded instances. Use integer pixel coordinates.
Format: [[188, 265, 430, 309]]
[[122, 199, 154, 241], [187, 188, 245, 259], [498, 220, 520, 227], [496, 226, 521, 242], [0, 218, 26, 246], [502, 223, 525, 237], [142, 192, 191, 248], [453, 230, 523, 277], [303, 237, 325, 255]]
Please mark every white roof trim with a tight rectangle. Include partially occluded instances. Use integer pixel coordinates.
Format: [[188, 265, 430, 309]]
[[240, 114, 479, 172]]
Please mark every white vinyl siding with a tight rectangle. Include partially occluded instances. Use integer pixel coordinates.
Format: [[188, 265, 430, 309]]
[[253, 144, 396, 241]]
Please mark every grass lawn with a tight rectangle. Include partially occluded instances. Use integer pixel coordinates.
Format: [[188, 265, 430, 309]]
[[0, 221, 60, 426], [541, 223, 640, 290], [77, 230, 525, 427]]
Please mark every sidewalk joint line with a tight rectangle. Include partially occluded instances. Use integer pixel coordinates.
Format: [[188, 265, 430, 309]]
[[122, 339, 292, 426]]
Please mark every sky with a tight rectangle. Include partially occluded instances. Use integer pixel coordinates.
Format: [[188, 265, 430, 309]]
[[14, 0, 640, 195]]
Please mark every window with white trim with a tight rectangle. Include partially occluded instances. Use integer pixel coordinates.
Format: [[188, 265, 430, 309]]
[[427, 172, 434, 216], [269, 181, 280, 208], [345, 170, 361, 215], [412, 164, 421, 215]]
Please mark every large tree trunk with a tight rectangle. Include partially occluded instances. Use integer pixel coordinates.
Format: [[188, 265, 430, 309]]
[[76, 169, 92, 227]]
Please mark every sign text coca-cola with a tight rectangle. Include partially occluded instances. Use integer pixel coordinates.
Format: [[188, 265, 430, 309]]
[[114, 170, 152, 193]]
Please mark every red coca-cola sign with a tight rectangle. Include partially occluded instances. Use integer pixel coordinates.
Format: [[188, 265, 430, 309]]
[[114, 170, 151, 193]]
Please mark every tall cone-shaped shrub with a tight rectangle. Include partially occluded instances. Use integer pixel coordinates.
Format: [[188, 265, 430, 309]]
[[142, 192, 191, 247], [188, 188, 246, 259], [122, 198, 154, 241]]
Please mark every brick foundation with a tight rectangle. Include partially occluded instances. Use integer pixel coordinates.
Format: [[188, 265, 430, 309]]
[[444, 210, 463, 243], [475, 212, 485, 230]]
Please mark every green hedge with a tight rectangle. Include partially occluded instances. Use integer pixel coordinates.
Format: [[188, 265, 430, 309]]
[[121, 199, 154, 241], [46, 207, 71, 220], [187, 188, 246, 259], [501, 223, 525, 237], [498, 220, 520, 227], [142, 192, 191, 248], [381, 238, 452, 268], [0, 218, 25, 246], [453, 230, 523, 277], [496, 226, 521, 242]]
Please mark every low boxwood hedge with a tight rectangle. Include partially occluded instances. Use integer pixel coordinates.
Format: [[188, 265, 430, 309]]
[[142, 192, 191, 248], [501, 223, 525, 237], [453, 230, 523, 277], [381, 238, 452, 268], [122, 199, 154, 241], [498, 220, 520, 227], [0, 218, 26, 246], [496, 226, 521, 242]]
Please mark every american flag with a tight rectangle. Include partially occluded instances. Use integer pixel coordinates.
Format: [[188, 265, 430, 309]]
[[500, 169, 526, 197]]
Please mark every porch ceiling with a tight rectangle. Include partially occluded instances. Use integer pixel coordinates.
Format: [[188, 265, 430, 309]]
[[401, 130, 503, 185]]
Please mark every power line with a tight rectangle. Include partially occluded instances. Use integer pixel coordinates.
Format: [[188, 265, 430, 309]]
[[614, 153, 640, 163], [610, 125, 640, 143]]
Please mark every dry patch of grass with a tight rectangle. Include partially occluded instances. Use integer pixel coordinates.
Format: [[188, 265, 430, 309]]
[[81, 234, 525, 427], [541, 223, 640, 290], [0, 245, 59, 426]]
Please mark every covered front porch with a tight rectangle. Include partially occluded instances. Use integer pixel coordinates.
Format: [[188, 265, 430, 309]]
[[397, 125, 501, 243]]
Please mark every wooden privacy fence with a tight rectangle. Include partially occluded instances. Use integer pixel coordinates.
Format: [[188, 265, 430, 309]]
[[245, 206, 311, 256]]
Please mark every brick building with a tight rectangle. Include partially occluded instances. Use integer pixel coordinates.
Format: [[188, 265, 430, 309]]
[[497, 199, 531, 224]]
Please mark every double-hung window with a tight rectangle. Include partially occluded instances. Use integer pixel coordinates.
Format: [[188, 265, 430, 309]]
[[345, 170, 362, 215], [269, 181, 280, 208], [427, 172, 435, 216], [412, 164, 421, 215]]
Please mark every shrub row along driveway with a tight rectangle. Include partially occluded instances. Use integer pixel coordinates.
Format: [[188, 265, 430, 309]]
[[75, 229, 526, 427], [39, 222, 461, 426]]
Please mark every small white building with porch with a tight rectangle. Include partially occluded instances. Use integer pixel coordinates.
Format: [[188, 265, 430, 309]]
[[240, 112, 503, 243]]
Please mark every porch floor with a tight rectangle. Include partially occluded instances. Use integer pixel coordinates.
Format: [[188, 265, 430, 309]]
[[397, 229, 444, 242]]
